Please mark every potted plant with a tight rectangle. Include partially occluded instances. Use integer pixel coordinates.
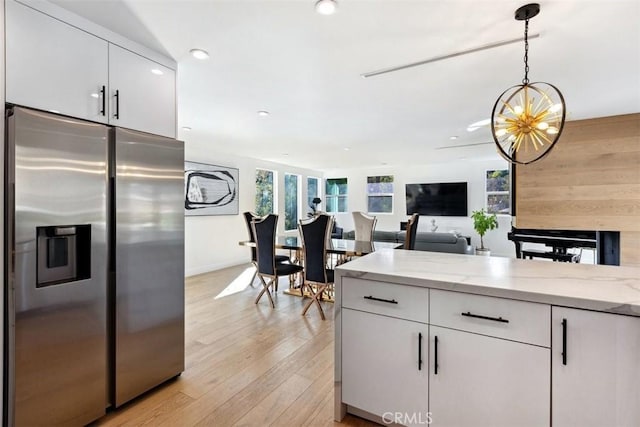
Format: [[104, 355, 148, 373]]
[[471, 209, 498, 256]]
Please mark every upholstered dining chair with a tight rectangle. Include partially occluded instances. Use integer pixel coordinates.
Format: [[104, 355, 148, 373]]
[[404, 213, 420, 250], [243, 211, 290, 286], [299, 214, 334, 320], [252, 214, 304, 308], [352, 211, 377, 242]]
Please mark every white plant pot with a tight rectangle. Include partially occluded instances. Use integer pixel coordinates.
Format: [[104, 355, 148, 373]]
[[476, 248, 491, 256]]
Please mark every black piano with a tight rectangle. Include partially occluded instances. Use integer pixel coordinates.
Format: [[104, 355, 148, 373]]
[[507, 227, 620, 265]]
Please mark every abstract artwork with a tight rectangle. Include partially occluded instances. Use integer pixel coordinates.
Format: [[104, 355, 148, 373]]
[[184, 161, 239, 216]]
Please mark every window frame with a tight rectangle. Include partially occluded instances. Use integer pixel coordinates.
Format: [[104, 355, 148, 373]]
[[325, 177, 348, 213], [255, 168, 277, 216], [485, 168, 511, 216], [366, 175, 394, 215], [307, 176, 321, 214], [284, 173, 300, 231]]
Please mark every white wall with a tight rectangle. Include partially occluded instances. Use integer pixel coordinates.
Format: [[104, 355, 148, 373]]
[[323, 157, 515, 257], [184, 144, 323, 276]]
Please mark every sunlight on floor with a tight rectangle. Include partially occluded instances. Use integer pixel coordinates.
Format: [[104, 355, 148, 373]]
[[214, 267, 255, 299]]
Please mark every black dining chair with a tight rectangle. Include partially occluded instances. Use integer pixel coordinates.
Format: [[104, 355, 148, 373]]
[[252, 214, 304, 308], [299, 214, 334, 320], [404, 213, 420, 250], [243, 211, 291, 286]]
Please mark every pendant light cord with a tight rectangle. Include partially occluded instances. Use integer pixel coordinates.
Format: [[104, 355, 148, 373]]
[[523, 19, 530, 84]]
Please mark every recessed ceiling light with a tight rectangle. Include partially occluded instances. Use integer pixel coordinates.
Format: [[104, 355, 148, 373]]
[[257, 110, 270, 117], [315, 0, 337, 15], [190, 48, 209, 60], [467, 118, 491, 132], [450, 136, 458, 140], [343, 147, 350, 151], [182, 126, 192, 131], [151, 69, 164, 75]]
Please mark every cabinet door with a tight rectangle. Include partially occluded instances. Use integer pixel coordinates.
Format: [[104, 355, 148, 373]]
[[109, 44, 176, 138], [429, 326, 549, 427], [552, 307, 640, 427], [342, 309, 429, 426], [6, 0, 108, 123]]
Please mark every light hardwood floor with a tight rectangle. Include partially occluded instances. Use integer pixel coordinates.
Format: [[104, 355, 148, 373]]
[[94, 264, 377, 426]]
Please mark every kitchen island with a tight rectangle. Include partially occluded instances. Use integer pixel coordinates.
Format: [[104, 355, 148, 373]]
[[334, 249, 640, 427]]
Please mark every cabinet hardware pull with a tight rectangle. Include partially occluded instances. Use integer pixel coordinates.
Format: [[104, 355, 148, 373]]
[[363, 295, 398, 304], [561, 318, 567, 365], [114, 89, 120, 119], [434, 335, 439, 375], [418, 333, 423, 371], [461, 311, 509, 323], [100, 85, 106, 116]]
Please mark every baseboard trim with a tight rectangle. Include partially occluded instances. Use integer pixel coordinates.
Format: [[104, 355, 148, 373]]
[[185, 260, 249, 277]]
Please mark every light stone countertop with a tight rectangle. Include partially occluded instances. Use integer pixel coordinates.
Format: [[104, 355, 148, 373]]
[[335, 249, 640, 316]]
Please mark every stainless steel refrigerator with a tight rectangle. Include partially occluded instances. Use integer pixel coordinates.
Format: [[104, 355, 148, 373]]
[[4, 107, 185, 425]]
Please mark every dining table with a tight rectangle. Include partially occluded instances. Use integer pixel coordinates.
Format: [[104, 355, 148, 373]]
[[239, 236, 400, 257], [238, 236, 401, 298]]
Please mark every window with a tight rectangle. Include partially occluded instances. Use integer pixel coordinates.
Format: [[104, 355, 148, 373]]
[[255, 169, 275, 215], [307, 176, 321, 213], [486, 169, 510, 215], [284, 173, 299, 230], [326, 178, 348, 213], [367, 175, 394, 214]]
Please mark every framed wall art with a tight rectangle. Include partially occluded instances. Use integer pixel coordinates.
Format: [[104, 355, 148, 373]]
[[184, 161, 239, 216]]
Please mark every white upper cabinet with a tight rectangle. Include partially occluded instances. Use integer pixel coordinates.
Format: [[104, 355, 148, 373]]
[[5, 0, 176, 138], [109, 45, 176, 138], [6, 0, 109, 123]]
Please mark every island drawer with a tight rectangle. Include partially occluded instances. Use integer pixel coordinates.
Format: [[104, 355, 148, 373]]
[[341, 277, 428, 323], [430, 289, 550, 347]]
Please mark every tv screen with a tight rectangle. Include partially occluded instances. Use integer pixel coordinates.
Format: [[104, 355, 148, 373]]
[[406, 182, 468, 216]]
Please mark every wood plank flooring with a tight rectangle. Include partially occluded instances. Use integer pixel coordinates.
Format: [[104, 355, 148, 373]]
[[94, 264, 376, 426]]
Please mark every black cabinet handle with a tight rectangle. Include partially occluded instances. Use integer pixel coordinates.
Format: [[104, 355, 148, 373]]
[[561, 318, 567, 365], [114, 89, 120, 119], [418, 332, 423, 371], [363, 295, 398, 304], [461, 311, 509, 323], [100, 85, 106, 116], [434, 335, 439, 375]]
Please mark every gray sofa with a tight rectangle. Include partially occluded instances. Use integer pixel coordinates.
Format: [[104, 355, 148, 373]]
[[343, 230, 473, 255]]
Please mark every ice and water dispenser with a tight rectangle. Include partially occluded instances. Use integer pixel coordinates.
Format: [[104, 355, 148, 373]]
[[36, 225, 91, 287]]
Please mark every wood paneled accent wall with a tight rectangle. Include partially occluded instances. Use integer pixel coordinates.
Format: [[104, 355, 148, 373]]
[[515, 113, 640, 266]]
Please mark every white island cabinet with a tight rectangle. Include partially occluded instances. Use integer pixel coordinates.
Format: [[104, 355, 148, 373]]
[[429, 290, 550, 427], [552, 307, 640, 427], [5, 0, 176, 138], [335, 249, 640, 427], [341, 278, 429, 426]]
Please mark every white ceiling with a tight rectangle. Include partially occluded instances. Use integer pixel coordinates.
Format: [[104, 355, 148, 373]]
[[51, 0, 640, 170]]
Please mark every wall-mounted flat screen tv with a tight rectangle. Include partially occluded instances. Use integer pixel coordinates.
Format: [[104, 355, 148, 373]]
[[406, 182, 468, 216]]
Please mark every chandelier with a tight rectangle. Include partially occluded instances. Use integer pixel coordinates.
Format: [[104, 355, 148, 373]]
[[491, 3, 566, 165]]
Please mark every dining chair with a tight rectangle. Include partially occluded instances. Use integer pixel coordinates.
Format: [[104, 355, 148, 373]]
[[252, 214, 304, 308], [243, 211, 291, 286], [404, 213, 420, 250], [299, 214, 334, 320], [352, 211, 377, 242]]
